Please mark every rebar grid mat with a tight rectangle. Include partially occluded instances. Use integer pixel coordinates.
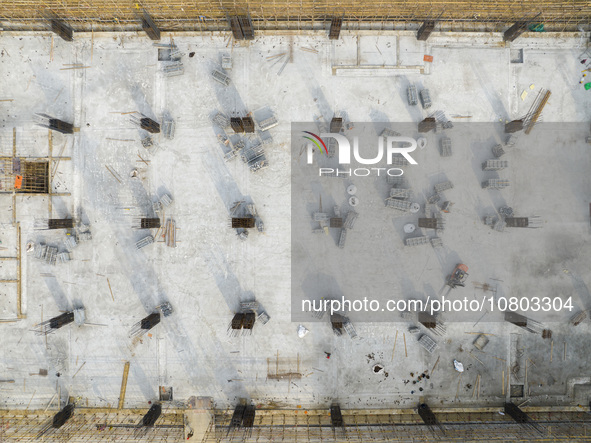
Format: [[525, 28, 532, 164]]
[[204, 409, 591, 442], [2, 1, 590, 31], [0, 410, 184, 442]]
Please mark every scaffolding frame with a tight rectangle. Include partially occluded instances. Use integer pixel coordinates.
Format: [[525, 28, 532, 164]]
[[0, 222, 24, 322], [1, 128, 72, 224], [0, 128, 72, 323], [0, 1, 590, 32]]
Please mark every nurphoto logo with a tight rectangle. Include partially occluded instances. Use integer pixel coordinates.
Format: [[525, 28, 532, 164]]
[[303, 131, 418, 177]]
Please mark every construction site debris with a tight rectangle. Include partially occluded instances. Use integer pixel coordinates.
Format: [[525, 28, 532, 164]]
[[297, 324, 309, 338]]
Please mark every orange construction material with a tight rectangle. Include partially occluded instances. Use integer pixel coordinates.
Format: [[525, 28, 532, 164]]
[[423, 55, 434, 62], [14, 175, 22, 189]]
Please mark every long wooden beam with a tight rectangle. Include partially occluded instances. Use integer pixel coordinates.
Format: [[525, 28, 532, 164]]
[[525, 90, 551, 134], [48, 130, 52, 216], [118, 362, 131, 410], [17, 222, 24, 319]]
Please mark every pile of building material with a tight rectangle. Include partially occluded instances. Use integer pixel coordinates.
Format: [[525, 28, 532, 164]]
[[257, 115, 278, 131], [440, 201, 453, 213], [230, 201, 265, 240], [257, 311, 271, 325], [439, 137, 452, 157], [157, 302, 174, 317], [212, 112, 230, 129], [407, 84, 418, 106], [326, 137, 337, 157], [482, 179, 510, 189], [485, 205, 542, 230], [231, 116, 253, 133], [418, 217, 445, 232], [212, 69, 231, 86], [330, 116, 343, 133], [482, 159, 508, 170], [131, 114, 160, 133], [141, 135, 159, 154], [492, 144, 506, 158], [30, 233, 80, 264], [418, 117, 436, 133], [211, 114, 241, 160], [75, 223, 92, 242], [153, 192, 173, 215], [211, 111, 269, 171], [34, 218, 75, 230], [240, 140, 268, 172], [136, 235, 154, 250], [482, 137, 514, 194], [389, 187, 413, 200], [492, 134, 516, 158], [251, 106, 280, 139], [430, 237, 443, 248], [343, 210, 358, 230], [405, 236, 430, 247], [130, 312, 161, 338], [432, 110, 453, 130], [64, 235, 78, 251], [34, 243, 59, 265], [343, 317, 358, 339], [132, 217, 161, 229], [222, 55, 232, 70], [473, 334, 489, 350], [34, 308, 85, 335], [419, 89, 432, 109], [381, 127, 401, 138], [424, 180, 453, 206], [385, 178, 414, 213], [240, 301, 259, 313], [386, 199, 412, 212], [505, 311, 545, 334], [434, 181, 454, 194], [313, 200, 357, 249], [162, 117, 175, 139], [35, 113, 74, 134], [228, 312, 257, 336], [335, 111, 353, 130], [222, 140, 243, 161], [570, 311, 587, 326], [418, 334, 438, 353], [162, 59, 184, 77], [419, 312, 446, 336], [330, 313, 346, 336]]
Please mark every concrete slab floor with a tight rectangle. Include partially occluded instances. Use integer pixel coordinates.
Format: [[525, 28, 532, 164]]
[[0, 30, 590, 414]]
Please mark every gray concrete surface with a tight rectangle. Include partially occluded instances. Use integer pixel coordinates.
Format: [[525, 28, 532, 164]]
[[0, 30, 590, 413]]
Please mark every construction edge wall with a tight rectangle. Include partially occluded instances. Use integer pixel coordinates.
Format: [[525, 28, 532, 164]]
[[1, 406, 591, 442], [0, 1, 590, 32], [208, 405, 591, 442]]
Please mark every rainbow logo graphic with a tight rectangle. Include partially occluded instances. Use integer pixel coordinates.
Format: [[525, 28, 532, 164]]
[[302, 131, 328, 155]]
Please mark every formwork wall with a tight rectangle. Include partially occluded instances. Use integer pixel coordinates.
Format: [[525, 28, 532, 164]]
[[0, 1, 590, 32]]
